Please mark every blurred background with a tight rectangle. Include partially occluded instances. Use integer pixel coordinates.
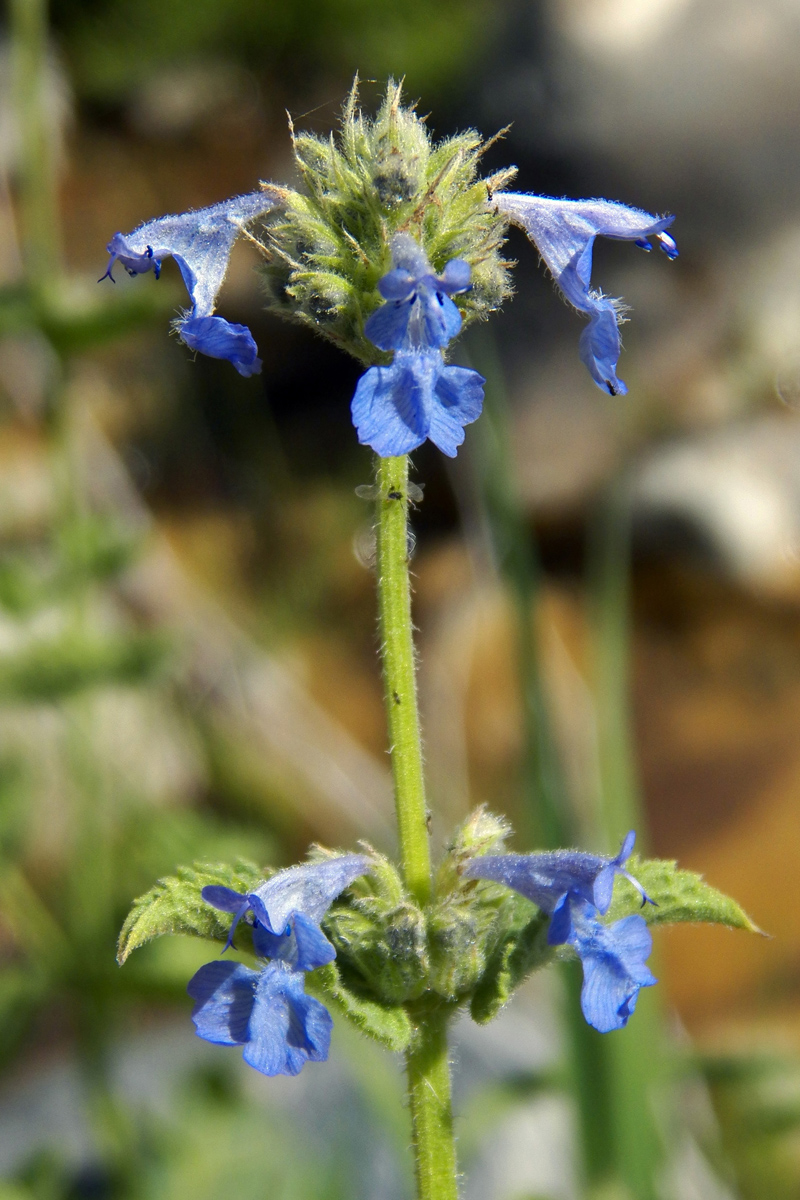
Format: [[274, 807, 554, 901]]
[[2, 0, 800, 1197]]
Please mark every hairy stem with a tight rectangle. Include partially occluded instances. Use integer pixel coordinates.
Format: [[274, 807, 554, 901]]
[[375, 454, 459, 1200], [375, 453, 431, 905], [406, 1001, 459, 1200]]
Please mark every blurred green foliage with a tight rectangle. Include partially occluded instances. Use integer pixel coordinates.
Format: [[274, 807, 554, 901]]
[[51, 0, 498, 102], [702, 1052, 800, 1200]]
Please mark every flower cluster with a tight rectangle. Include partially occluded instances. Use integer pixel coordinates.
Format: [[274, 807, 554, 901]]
[[465, 831, 658, 1032], [100, 83, 677, 457], [188, 855, 369, 1075]]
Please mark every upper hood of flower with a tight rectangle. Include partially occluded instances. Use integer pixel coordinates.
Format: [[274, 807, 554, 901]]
[[463, 831, 651, 915]]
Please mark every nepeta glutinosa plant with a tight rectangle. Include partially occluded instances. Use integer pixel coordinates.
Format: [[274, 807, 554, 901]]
[[112, 80, 756, 1200], [101, 80, 676, 457]]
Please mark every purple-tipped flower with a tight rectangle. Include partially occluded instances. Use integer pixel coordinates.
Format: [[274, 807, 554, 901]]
[[187, 959, 333, 1076], [188, 854, 369, 1076], [464, 830, 653, 917], [548, 895, 657, 1033], [353, 235, 485, 457], [100, 191, 280, 376], [494, 193, 677, 397]]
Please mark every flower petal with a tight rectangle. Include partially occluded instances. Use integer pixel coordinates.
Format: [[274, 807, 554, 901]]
[[351, 350, 439, 456], [364, 236, 472, 355], [578, 302, 627, 397], [252, 910, 336, 972], [200, 885, 252, 951], [546, 893, 574, 945], [291, 911, 337, 971], [242, 964, 333, 1076], [559, 897, 657, 1033], [592, 860, 619, 915], [201, 885, 248, 913], [364, 298, 413, 351], [581, 954, 640, 1033], [99, 235, 159, 282], [465, 831, 648, 917], [418, 290, 462, 349], [438, 258, 472, 294], [102, 190, 278, 375], [187, 960, 258, 1045], [377, 268, 416, 301], [427, 365, 485, 457], [179, 315, 262, 377], [465, 850, 605, 913], [389, 233, 431, 280]]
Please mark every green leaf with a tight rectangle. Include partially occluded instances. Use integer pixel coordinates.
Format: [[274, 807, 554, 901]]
[[470, 897, 552, 1025], [117, 859, 266, 964], [607, 855, 761, 933], [309, 961, 412, 1053]]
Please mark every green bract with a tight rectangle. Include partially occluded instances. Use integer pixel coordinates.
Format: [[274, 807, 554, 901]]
[[607, 855, 761, 933], [116, 859, 267, 963], [258, 80, 516, 364]]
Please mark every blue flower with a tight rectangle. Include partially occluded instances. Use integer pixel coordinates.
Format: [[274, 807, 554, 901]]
[[547, 894, 657, 1033], [465, 832, 656, 1032], [188, 855, 369, 1076], [363, 234, 472, 351], [494, 193, 678, 397], [187, 959, 333, 1076], [463, 830, 653, 916], [100, 191, 280, 376], [352, 348, 485, 458], [353, 236, 485, 457]]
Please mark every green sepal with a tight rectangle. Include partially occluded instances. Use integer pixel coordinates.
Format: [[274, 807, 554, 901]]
[[608, 855, 761, 932], [323, 850, 430, 1005], [427, 898, 505, 1002], [425, 808, 518, 1003], [434, 805, 511, 900], [324, 900, 429, 1004], [469, 895, 552, 1025], [308, 961, 412, 1053], [117, 859, 266, 965]]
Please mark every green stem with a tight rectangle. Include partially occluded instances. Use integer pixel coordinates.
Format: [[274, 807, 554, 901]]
[[374, 454, 459, 1200], [375, 453, 431, 905], [406, 1001, 459, 1200]]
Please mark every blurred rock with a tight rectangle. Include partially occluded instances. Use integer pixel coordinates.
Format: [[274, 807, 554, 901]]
[[631, 413, 800, 595]]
